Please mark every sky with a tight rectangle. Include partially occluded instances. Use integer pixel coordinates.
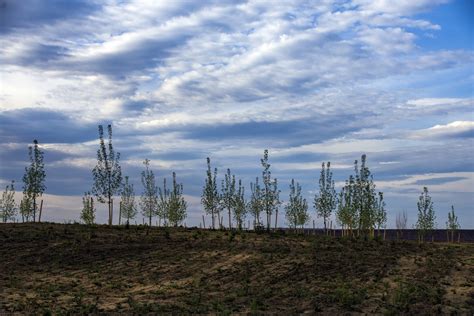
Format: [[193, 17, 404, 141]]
[[0, 0, 473, 228]]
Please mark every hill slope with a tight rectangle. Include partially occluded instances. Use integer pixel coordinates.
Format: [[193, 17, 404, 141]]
[[0, 223, 473, 314]]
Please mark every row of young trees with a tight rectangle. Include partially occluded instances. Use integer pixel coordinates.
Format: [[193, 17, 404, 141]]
[[0, 128, 463, 241], [200, 151, 462, 241], [81, 125, 187, 227]]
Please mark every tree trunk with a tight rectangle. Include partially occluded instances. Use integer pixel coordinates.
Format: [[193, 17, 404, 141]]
[[111, 199, 114, 225], [149, 213, 152, 226], [119, 202, 122, 225], [211, 209, 214, 229], [228, 208, 232, 230], [33, 195, 36, 223], [108, 199, 112, 226], [202, 215, 206, 229], [275, 210, 278, 230], [38, 199, 43, 222]]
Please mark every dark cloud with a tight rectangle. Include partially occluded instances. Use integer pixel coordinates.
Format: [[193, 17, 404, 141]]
[[0, 108, 97, 143], [413, 176, 468, 185], [180, 114, 378, 147], [0, 0, 99, 33]]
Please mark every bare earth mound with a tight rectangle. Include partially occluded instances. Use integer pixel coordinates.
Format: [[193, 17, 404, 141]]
[[0, 223, 473, 314]]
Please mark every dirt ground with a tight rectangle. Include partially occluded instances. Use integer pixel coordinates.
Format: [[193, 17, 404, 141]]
[[0, 223, 473, 314]]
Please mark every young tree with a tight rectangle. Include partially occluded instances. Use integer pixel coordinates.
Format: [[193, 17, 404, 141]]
[[221, 168, 236, 229], [140, 159, 158, 226], [201, 157, 220, 229], [80, 192, 95, 225], [0, 181, 17, 223], [354, 155, 377, 237], [157, 178, 170, 226], [374, 192, 387, 237], [22, 139, 46, 222], [167, 172, 187, 227], [314, 162, 337, 233], [285, 179, 308, 232], [19, 194, 32, 222], [416, 187, 436, 242], [446, 205, 460, 243], [249, 177, 262, 229], [121, 176, 137, 225], [233, 179, 247, 230], [395, 210, 408, 240], [261, 149, 280, 230], [336, 176, 358, 237], [92, 125, 122, 226]]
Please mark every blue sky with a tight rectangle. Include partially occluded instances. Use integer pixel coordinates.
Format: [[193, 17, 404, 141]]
[[0, 0, 473, 227]]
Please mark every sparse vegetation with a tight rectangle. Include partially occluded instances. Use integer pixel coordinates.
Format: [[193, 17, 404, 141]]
[[0, 223, 472, 314]]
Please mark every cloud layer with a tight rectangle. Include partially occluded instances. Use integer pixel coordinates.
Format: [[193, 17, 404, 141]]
[[0, 0, 473, 227]]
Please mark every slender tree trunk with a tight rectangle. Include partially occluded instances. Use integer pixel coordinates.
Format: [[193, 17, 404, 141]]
[[38, 199, 43, 222], [119, 202, 122, 225], [33, 194, 37, 223], [108, 199, 111, 226], [228, 208, 232, 230], [202, 215, 206, 229], [149, 213, 152, 226], [211, 209, 214, 229], [275, 210, 278, 230]]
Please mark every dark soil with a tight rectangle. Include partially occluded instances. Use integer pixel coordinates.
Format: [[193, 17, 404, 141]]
[[0, 223, 473, 314]]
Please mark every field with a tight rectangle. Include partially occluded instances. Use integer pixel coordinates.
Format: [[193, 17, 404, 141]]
[[0, 223, 473, 314]]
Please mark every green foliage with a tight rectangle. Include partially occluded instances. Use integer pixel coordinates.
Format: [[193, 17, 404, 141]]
[[446, 205, 459, 231], [249, 177, 262, 228], [0, 180, 17, 223], [220, 168, 236, 229], [19, 194, 33, 222], [233, 179, 247, 230], [374, 192, 387, 230], [314, 162, 336, 231], [158, 178, 170, 225], [336, 175, 358, 234], [91, 125, 122, 225], [285, 179, 309, 230], [167, 172, 187, 227], [201, 157, 220, 229], [80, 192, 95, 225], [416, 187, 436, 241], [121, 176, 137, 224], [354, 155, 378, 236], [139, 159, 158, 225], [446, 205, 460, 242], [260, 149, 281, 230], [22, 139, 46, 222]]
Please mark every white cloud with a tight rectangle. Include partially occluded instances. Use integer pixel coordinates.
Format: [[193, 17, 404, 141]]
[[409, 121, 474, 139]]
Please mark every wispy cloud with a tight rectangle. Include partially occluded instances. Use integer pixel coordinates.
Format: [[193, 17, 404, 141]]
[[0, 0, 472, 227]]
